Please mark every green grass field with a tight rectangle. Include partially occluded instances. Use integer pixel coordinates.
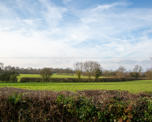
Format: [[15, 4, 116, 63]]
[[17, 74, 105, 81], [0, 80, 152, 93], [18, 73, 82, 79]]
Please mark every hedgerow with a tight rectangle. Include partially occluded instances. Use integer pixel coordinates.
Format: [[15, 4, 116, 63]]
[[20, 77, 140, 83], [0, 87, 152, 122]]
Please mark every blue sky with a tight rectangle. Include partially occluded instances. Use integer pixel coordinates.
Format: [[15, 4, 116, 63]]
[[0, 0, 152, 69]]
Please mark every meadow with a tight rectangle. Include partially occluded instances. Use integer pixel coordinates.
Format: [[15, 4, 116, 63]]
[[0, 80, 152, 93], [17, 73, 102, 80]]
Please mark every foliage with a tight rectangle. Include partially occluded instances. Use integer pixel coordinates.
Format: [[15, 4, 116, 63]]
[[56, 95, 98, 121], [94, 68, 102, 80], [0, 88, 152, 121], [0, 71, 19, 82], [8, 93, 22, 104]]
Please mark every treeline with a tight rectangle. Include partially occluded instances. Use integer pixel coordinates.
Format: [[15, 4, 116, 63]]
[[74, 61, 152, 80], [102, 66, 152, 79], [0, 63, 74, 74], [0, 61, 152, 82]]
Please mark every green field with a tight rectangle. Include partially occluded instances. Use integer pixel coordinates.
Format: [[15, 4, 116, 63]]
[[17, 74, 105, 81], [18, 73, 82, 79], [0, 80, 152, 93]]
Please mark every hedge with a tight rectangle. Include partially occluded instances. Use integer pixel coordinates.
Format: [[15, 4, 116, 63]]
[[0, 88, 152, 121], [20, 77, 140, 83]]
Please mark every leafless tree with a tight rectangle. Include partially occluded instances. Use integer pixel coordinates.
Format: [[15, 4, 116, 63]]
[[145, 69, 152, 80], [145, 58, 152, 79], [83, 61, 101, 79], [130, 65, 142, 78], [116, 66, 126, 78], [74, 62, 83, 79], [133, 65, 142, 73]]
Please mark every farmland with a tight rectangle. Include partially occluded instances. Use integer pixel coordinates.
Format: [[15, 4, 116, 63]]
[[17, 73, 105, 80], [0, 80, 152, 93]]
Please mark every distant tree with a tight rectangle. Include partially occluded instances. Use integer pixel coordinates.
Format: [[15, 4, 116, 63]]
[[74, 62, 83, 80], [94, 68, 102, 80], [9, 71, 19, 82], [103, 70, 116, 77], [83, 61, 101, 79], [145, 69, 152, 80], [133, 65, 142, 72], [130, 65, 142, 79], [40, 68, 52, 82], [116, 66, 126, 78], [0, 71, 19, 82], [144, 58, 152, 79]]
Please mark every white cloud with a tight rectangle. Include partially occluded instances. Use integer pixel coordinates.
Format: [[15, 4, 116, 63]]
[[39, 0, 67, 27], [0, 1, 152, 69]]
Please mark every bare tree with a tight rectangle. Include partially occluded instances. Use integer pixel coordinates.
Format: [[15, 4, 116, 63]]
[[145, 69, 152, 80], [116, 66, 126, 78], [145, 58, 152, 79], [74, 62, 83, 79], [131, 65, 142, 78], [83, 61, 101, 79], [144, 58, 152, 80]]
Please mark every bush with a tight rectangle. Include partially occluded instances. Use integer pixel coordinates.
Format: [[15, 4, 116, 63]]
[[0, 88, 152, 121], [0, 71, 19, 82], [56, 95, 98, 121]]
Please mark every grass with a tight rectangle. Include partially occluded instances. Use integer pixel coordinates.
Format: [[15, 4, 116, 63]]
[[17, 74, 105, 81], [0, 80, 152, 93], [18, 73, 81, 79]]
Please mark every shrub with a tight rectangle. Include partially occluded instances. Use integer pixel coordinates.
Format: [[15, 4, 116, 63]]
[[0, 71, 19, 82], [0, 88, 152, 121], [56, 95, 98, 121], [20, 77, 139, 83]]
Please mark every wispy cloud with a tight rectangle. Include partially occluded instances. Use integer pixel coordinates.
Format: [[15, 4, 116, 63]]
[[0, 0, 152, 69]]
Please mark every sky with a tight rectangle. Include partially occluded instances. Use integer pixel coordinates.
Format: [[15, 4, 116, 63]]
[[0, 0, 152, 70]]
